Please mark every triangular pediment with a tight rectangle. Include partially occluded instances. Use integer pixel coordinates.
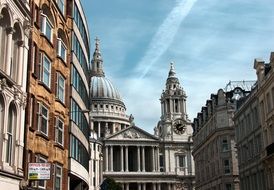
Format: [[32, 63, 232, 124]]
[[105, 126, 159, 141]]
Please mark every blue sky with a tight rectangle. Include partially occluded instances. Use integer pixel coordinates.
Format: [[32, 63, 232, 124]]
[[83, 0, 274, 133]]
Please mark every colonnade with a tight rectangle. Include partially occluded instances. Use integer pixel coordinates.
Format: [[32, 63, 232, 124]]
[[161, 98, 186, 117], [120, 182, 177, 190], [105, 145, 160, 172], [94, 121, 128, 137]]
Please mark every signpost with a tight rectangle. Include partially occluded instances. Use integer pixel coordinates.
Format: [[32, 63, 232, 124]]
[[28, 163, 51, 180]]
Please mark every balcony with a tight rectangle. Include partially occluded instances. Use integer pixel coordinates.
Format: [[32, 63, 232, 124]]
[[266, 142, 274, 156]]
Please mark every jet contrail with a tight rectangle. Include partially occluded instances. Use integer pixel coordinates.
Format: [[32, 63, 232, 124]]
[[136, 0, 198, 79]]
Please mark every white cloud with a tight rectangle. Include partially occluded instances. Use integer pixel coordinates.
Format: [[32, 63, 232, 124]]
[[135, 0, 198, 79]]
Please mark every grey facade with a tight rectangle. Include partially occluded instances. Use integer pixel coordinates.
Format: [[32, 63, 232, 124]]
[[192, 82, 253, 190]]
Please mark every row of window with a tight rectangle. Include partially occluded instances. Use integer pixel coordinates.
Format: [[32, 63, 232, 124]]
[[32, 50, 66, 103], [93, 103, 125, 112], [70, 99, 89, 140], [71, 65, 89, 107], [73, 3, 89, 54], [240, 170, 266, 190], [235, 106, 260, 142], [238, 134, 262, 166], [195, 159, 231, 183], [36, 102, 65, 146], [70, 135, 89, 170], [72, 33, 88, 76]]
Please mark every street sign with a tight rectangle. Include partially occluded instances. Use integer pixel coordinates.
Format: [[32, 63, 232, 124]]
[[28, 163, 51, 180]]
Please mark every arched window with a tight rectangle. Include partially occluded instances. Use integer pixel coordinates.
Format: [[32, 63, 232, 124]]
[[41, 4, 54, 42], [6, 103, 16, 165], [0, 96, 4, 161], [10, 23, 22, 81], [0, 8, 11, 71], [57, 29, 67, 62]]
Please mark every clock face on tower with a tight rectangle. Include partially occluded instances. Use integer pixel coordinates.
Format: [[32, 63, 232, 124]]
[[173, 119, 186, 134]]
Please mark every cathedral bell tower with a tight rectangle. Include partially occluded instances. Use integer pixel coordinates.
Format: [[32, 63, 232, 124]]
[[155, 63, 191, 141]]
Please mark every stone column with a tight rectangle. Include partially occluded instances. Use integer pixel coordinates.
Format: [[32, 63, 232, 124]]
[[5, 27, 15, 74], [105, 146, 109, 171], [153, 183, 156, 190], [142, 183, 146, 190], [156, 147, 160, 172], [157, 183, 161, 190], [142, 146, 145, 172], [98, 122, 101, 138], [110, 145, 113, 171], [120, 146, 124, 171], [16, 41, 24, 85], [168, 183, 171, 190], [138, 183, 141, 190], [169, 99, 173, 113], [125, 146, 129, 172], [152, 147, 155, 172], [126, 183, 129, 190], [137, 146, 141, 172]]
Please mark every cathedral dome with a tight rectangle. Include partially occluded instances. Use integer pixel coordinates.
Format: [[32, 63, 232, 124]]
[[90, 76, 122, 102], [89, 38, 125, 107]]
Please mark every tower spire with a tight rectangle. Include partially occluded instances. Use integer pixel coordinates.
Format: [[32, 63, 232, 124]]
[[91, 37, 105, 77], [168, 62, 176, 78]]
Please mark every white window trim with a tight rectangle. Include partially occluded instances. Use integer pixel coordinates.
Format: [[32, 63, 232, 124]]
[[57, 38, 67, 62], [38, 103, 49, 136], [54, 163, 62, 190], [55, 117, 64, 146], [36, 155, 47, 189], [41, 13, 53, 42], [57, 73, 65, 103], [41, 53, 51, 88]]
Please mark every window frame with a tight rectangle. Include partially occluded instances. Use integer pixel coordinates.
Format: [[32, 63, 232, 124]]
[[41, 13, 53, 42], [40, 53, 52, 88], [38, 103, 49, 136], [57, 0, 65, 15], [54, 163, 62, 190], [57, 38, 67, 62], [55, 117, 64, 146], [224, 159, 231, 174], [57, 72, 65, 103]]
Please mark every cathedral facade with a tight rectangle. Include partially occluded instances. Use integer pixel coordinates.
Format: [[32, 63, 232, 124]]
[[89, 40, 195, 190]]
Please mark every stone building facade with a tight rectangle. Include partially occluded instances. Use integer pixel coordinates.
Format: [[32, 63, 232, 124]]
[[89, 40, 195, 189], [237, 52, 274, 189], [24, 0, 72, 189], [234, 79, 266, 190], [0, 0, 30, 189], [192, 82, 253, 190]]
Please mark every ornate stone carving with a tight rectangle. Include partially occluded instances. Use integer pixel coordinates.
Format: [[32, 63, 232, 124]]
[[123, 130, 140, 139], [23, 20, 31, 38], [0, 78, 8, 91]]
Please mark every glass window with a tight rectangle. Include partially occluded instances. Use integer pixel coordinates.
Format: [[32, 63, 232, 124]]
[[56, 118, 64, 145], [178, 155, 185, 168], [54, 164, 62, 190], [38, 104, 49, 135], [57, 73, 65, 103], [37, 156, 47, 188], [57, 38, 66, 61], [224, 159, 231, 174], [41, 54, 51, 87], [41, 14, 53, 41], [57, 0, 65, 14], [222, 138, 229, 152], [6, 105, 16, 165]]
